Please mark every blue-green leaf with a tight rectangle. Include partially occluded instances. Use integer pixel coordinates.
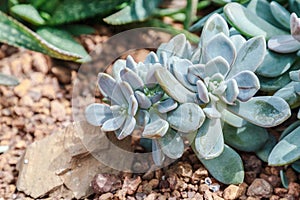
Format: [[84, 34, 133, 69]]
[[255, 133, 277, 162], [194, 118, 224, 159], [256, 50, 296, 78], [269, 126, 300, 165], [223, 122, 269, 152], [104, 0, 161, 25], [226, 96, 291, 127], [224, 3, 288, 39], [194, 145, 244, 184]]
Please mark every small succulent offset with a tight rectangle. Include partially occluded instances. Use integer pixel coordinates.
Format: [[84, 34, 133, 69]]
[[85, 14, 291, 184]]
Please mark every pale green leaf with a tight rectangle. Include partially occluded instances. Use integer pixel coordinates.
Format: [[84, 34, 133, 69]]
[[269, 126, 300, 165], [167, 103, 205, 133], [194, 145, 244, 184], [10, 4, 45, 25], [223, 122, 269, 152], [104, 0, 161, 25], [224, 3, 287, 39], [194, 118, 224, 159], [226, 96, 291, 128]]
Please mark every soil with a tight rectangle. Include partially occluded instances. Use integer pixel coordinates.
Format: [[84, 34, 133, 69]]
[[0, 25, 300, 200]]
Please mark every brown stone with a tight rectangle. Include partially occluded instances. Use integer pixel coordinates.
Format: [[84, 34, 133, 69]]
[[92, 174, 121, 194], [99, 192, 114, 200], [14, 79, 31, 97], [17, 121, 133, 199], [50, 100, 66, 121], [288, 182, 300, 197], [223, 184, 245, 200], [247, 178, 273, 198]]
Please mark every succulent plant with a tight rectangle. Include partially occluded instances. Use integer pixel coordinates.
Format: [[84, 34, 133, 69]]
[[85, 13, 292, 184], [222, 0, 300, 185], [223, 0, 300, 92]]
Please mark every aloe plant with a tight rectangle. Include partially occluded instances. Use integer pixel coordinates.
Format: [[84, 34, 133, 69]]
[[85, 13, 291, 184]]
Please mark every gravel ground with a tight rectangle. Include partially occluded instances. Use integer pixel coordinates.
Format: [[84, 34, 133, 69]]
[[0, 28, 299, 200]]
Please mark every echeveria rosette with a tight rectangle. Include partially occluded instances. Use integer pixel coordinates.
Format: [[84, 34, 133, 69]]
[[156, 14, 291, 161], [85, 74, 138, 140], [85, 52, 195, 166]]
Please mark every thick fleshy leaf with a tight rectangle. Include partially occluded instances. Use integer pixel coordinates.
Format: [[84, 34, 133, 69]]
[[144, 51, 159, 64], [128, 95, 138, 116], [104, 0, 160, 25], [203, 107, 222, 119], [200, 13, 229, 47], [230, 35, 246, 52], [231, 71, 260, 101], [0, 73, 19, 86], [205, 56, 230, 77], [156, 98, 178, 113], [196, 80, 209, 104], [47, 0, 128, 25], [10, 4, 45, 25], [268, 35, 300, 53], [194, 118, 224, 159], [157, 34, 187, 58], [256, 50, 296, 78], [155, 68, 198, 103], [136, 110, 150, 127], [223, 122, 269, 152], [274, 82, 300, 108], [142, 118, 169, 139], [290, 70, 300, 82], [145, 63, 163, 87], [203, 33, 236, 65], [36, 27, 89, 60], [224, 3, 287, 39], [255, 133, 277, 162], [85, 103, 113, 126], [268, 126, 300, 165], [173, 59, 197, 92], [270, 1, 290, 29], [152, 140, 165, 166], [258, 73, 291, 92], [222, 79, 239, 104], [102, 115, 126, 132], [292, 160, 300, 173], [120, 68, 144, 90], [98, 73, 116, 98], [126, 55, 137, 71], [135, 91, 152, 109], [112, 60, 126, 81], [0, 11, 85, 61], [280, 121, 300, 140], [195, 145, 244, 184], [226, 96, 291, 127], [167, 103, 205, 133], [187, 64, 205, 84], [117, 116, 136, 140], [290, 13, 300, 42], [226, 36, 265, 79], [220, 108, 246, 128], [119, 81, 134, 104], [247, 0, 285, 28], [159, 129, 184, 159]]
